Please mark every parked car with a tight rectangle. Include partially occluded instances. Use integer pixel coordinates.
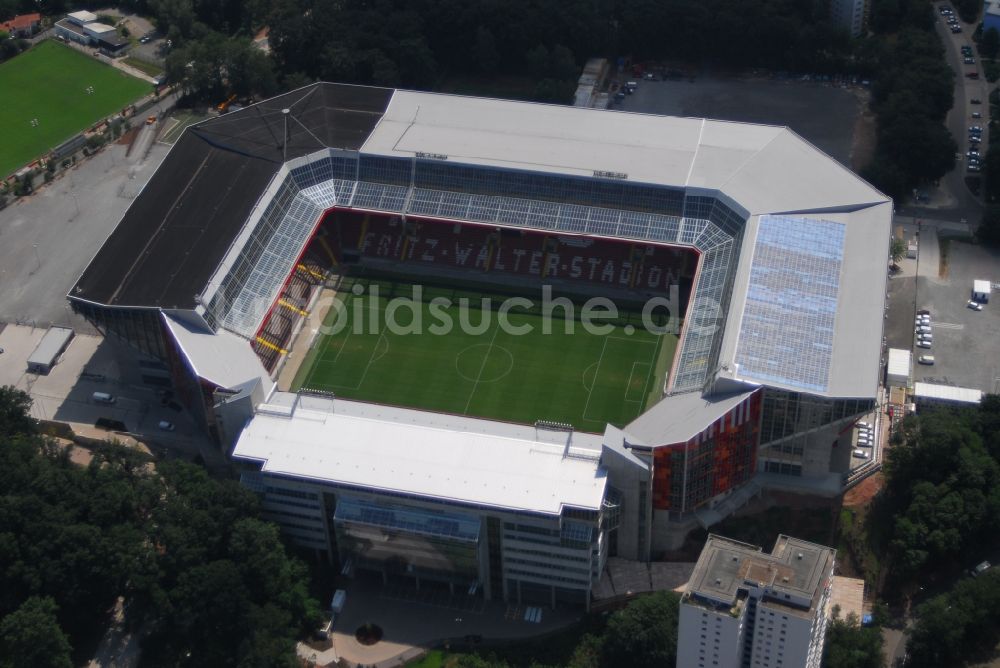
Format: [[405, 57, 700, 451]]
[[972, 111, 982, 119], [965, 57, 976, 64], [918, 355, 935, 365], [158, 420, 176, 431], [917, 340, 932, 349], [852, 449, 870, 459], [968, 300, 984, 311], [972, 561, 992, 577], [968, 165, 981, 173], [917, 309, 931, 316], [916, 324, 932, 333], [971, 98, 982, 104]]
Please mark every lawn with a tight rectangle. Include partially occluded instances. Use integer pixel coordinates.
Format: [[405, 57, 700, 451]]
[[123, 55, 164, 77], [293, 278, 676, 432], [0, 40, 150, 177]]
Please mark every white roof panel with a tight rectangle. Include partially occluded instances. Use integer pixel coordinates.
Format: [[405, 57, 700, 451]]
[[232, 395, 608, 516], [913, 382, 982, 404], [162, 314, 274, 394], [887, 348, 911, 378], [67, 10, 97, 22]]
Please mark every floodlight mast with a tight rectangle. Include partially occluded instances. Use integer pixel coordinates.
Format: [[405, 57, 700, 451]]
[[282, 108, 290, 162]]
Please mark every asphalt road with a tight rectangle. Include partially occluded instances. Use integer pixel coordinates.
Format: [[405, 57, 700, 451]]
[[899, 2, 988, 222]]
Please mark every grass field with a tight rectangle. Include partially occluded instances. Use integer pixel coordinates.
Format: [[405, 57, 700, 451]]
[[0, 40, 150, 177], [293, 279, 677, 432], [122, 55, 164, 77]]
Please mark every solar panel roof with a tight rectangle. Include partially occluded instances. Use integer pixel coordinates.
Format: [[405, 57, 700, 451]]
[[733, 215, 846, 393]]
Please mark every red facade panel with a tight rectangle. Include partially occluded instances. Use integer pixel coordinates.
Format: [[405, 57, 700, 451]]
[[651, 390, 763, 512]]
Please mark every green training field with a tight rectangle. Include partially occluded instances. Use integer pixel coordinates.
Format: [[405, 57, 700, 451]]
[[293, 280, 678, 432], [0, 40, 151, 177]]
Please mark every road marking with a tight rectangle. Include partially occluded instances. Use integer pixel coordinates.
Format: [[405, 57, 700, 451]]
[[933, 322, 964, 330]]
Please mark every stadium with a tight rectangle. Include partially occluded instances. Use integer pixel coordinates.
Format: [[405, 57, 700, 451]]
[[69, 83, 890, 606]]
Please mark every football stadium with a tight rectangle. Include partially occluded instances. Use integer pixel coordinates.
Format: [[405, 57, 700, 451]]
[[70, 83, 891, 607]]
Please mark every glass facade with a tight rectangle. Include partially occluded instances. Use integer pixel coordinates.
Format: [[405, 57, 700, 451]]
[[333, 495, 481, 582], [70, 301, 166, 360], [757, 389, 875, 476]]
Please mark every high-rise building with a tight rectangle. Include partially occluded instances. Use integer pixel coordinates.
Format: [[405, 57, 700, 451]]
[[830, 0, 867, 37], [677, 534, 835, 668]]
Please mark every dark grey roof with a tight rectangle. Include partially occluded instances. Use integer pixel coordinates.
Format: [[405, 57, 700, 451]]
[[71, 83, 392, 309]]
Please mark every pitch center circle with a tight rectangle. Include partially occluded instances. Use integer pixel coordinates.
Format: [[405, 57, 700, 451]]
[[455, 344, 514, 383]]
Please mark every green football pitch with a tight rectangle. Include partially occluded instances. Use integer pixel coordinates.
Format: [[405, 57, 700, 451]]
[[0, 40, 151, 178], [293, 280, 678, 432]]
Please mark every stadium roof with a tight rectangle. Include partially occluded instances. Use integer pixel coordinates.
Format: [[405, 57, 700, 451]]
[[162, 314, 274, 393], [71, 82, 890, 400], [625, 389, 756, 446], [72, 84, 392, 309], [231, 392, 608, 516]]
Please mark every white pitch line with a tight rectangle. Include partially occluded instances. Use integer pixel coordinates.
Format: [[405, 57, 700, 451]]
[[581, 337, 611, 422], [463, 320, 502, 415], [932, 322, 964, 330]]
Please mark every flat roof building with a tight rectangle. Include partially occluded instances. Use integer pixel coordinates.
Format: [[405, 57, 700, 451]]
[[913, 382, 983, 409], [887, 348, 911, 389], [232, 392, 624, 608], [26, 327, 74, 375], [678, 534, 836, 668]]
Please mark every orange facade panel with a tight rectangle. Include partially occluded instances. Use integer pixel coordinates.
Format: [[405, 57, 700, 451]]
[[652, 390, 762, 512]]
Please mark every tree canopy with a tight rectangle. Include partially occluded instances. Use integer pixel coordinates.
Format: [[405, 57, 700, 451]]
[[906, 569, 1000, 667], [870, 398, 1000, 589], [0, 387, 320, 666]]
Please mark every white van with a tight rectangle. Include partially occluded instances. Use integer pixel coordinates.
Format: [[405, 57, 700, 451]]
[[92, 391, 116, 404], [853, 449, 869, 459]]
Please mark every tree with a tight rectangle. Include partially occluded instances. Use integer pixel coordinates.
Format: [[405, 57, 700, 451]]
[[890, 238, 907, 264], [474, 26, 500, 75], [977, 205, 1000, 248], [982, 27, 1000, 60], [0, 386, 33, 437], [822, 612, 884, 668], [906, 569, 1000, 667], [601, 591, 680, 668], [0, 597, 72, 668]]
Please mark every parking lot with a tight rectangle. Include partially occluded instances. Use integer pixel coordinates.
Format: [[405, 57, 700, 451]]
[[0, 135, 168, 331], [616, 76, 864, 167], [0, 323, 225, 465], [887, 226, 1000, 394]]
